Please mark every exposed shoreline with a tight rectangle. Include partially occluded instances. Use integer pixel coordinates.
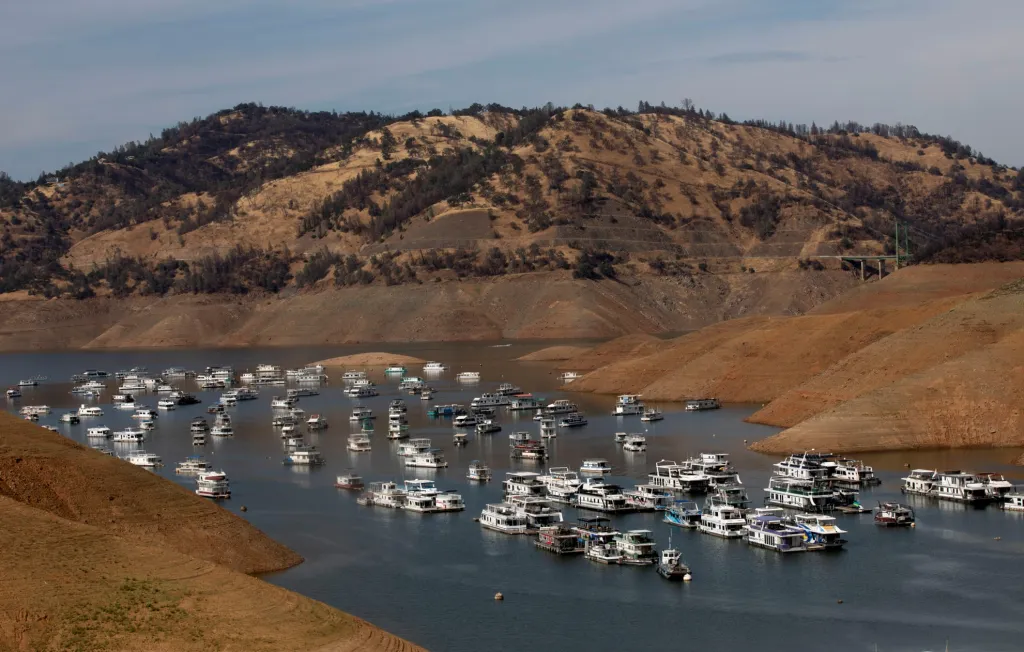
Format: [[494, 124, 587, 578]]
[[0, 413, 423, 651], [0, 270, 855, 352]]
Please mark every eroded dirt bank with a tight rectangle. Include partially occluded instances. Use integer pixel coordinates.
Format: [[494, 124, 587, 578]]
[[0, 270, 853, 351]]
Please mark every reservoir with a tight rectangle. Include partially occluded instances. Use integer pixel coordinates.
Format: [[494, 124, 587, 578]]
[[3, 342, 1023, 652]]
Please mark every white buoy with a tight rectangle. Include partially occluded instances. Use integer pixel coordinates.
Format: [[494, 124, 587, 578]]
[[683, 573, 693, 582]]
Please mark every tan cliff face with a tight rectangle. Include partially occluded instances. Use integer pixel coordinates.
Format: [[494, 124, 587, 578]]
[[562, 262, 1024, 453], [0, 413, 424, 651]]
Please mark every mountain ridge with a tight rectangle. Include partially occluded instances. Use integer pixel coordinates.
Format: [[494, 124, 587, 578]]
[[3, 102, 1022, 299]]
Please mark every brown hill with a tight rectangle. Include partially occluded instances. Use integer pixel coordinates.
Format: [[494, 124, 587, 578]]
[[0, 268, 855, 351], [4, 103, 1021, 303], [0, 412, 422, 651], [0, 412, 297, 573], [570, 262, 1024, 452]]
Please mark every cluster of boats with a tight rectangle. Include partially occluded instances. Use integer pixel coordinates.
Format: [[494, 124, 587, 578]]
[[902, 469, 1022, 509], [354, 478, 465, 512]]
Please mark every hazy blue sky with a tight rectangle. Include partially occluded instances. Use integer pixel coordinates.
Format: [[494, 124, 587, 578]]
[[1, 0, 1021, 179]]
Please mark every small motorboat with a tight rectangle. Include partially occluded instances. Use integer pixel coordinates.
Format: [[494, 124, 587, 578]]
[[656, 542, 692, 581]]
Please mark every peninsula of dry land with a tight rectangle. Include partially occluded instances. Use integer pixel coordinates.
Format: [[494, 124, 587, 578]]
[[0, 412, 422, 651], [564, 262, 1024, 453]]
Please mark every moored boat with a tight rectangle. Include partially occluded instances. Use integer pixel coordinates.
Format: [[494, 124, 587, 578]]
[[874, 502, 915, 526], [656, 543, 692, 581], [283, 447, 325, 466], [746, 514, 808, 552], [697, 504, 746, 538], [557, 412, 587, 427], [790, 513, 847, 550], [664, 500, 702, 528], [640, 407, 664, 422], [612, 394, 645, 416], [624, 484, 673, 511], [614, 529, 657, 565], [347, 434, 372, 452], [195, 470, 231, 499], [580, 459, 612, 475], [685, 398, 720, 411], [335, 472, 364, 490], [479, 503, 528, 534], [467, 460, 492, 482]]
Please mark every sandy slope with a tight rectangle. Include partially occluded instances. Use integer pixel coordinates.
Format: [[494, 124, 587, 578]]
[[569, 262, 1024, 452], [316, 353, 426, 366], [750, 329, 1024, 453], [0, 497, 422, 652], [517, 345, 592, 361], [0, 414, 424, 651], [0, 413, 297, 574], [0, 270, 854, 351]]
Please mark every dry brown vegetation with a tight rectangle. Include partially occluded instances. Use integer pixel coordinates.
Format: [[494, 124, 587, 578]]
[[567, 262, 1024, 452], [0, 413, 423, 651], [4, 103, 1021, 300]]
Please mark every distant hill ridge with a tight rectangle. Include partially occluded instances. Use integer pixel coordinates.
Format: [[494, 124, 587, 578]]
[[2, 100, 1022, 298]]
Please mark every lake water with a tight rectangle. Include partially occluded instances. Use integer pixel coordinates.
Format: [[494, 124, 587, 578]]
[[3, 343, 1024, 652]]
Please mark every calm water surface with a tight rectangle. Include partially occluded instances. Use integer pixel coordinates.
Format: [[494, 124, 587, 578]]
[[3, 342, 1023, 652]]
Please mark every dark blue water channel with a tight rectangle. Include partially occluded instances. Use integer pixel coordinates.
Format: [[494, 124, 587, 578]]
[[3, 342, 1023, 652]]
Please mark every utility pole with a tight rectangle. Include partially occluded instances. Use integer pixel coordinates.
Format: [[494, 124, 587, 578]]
[[895, 220, 900, 269]]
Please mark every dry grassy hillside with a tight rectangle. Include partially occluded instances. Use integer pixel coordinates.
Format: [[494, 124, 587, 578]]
[[566, 262, 1024, 452], [0, 412, 297, 573], [4, 103, 1022, 302], [0, 413, 423, 651]]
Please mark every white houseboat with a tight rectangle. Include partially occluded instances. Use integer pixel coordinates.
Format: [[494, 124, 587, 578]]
[[901, 469, 938, 496], [622, 435, 647, 453], [467, 461, 492, 482], [933, 472, 992, 505], [195, 471, 231, 499], [764, 477, 836, 512], [648, 460, 710, 494], [347, 434, 372, 452], [283, 447, 325, 466], [361, 481, 407, 509], [539, 467, 583, 504], [406, 450, 448, 469], [623, 484, 673, 511], [479, 503, 528, 534], [580, 459, 612, 475], [685, 398, 720, 411], [612, 394, 645, 416], [697, 504, 747, 538], [640, 408, 664, 422], [746, 515, 807, 552], [126, 451, 163, 468], [502, 471, 547, 499], [615, 530, 658, 565], [574, 478, 632, 513], [790, 513, 847, 550]]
